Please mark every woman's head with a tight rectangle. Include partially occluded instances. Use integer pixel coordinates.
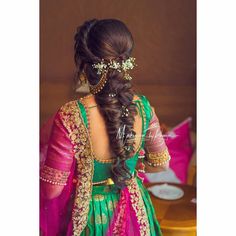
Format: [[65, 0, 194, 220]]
[[74, 19, 137, 189], [75, 19, 133, 66], [74, 19, 134, 86]]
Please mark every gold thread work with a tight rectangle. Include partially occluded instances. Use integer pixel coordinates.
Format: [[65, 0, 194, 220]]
[[146, 148, 171, 166], [59, 100, 94, 236], [40, 165, 70, 186]]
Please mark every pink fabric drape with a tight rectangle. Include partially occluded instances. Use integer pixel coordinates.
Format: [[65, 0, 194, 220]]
[[40, 113, 144, 236], [40, 112, 75, 236], [106, 184, 145, 236], [40, 108, 161, 235], [106, 110, 168, 235]]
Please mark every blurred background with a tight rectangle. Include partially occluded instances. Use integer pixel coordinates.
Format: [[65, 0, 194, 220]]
[[40, 1, 196, 234], [40, 0, 196, 129]]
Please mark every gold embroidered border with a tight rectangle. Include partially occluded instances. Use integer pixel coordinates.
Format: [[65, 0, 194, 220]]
[[59, 100, 94, 236], [112, 191, 127, 236], [40, 165, 70, 186], [127, 178, 150, 236]]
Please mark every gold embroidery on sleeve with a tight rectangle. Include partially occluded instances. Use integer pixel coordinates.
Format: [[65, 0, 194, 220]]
[[40, 165, 70, 186]]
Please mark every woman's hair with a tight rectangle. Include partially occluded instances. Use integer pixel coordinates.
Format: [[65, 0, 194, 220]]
[[74, 19, 138, 189]]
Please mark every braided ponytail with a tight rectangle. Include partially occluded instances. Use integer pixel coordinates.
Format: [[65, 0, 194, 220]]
[[74, 19, 137, 189]]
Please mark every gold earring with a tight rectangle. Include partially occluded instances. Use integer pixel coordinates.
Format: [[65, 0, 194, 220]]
[[79, 71, 87, 85], [89, 73, 108, 94]]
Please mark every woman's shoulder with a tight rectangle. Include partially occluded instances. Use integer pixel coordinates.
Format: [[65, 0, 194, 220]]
[[134, 93, 155, 118], [58, 99, 79, 113], [52, 99, 84, 130], [52, 100, 82, 124], [134, 93, 151, 105]]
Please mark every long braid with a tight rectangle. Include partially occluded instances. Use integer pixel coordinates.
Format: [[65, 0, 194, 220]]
[[74, 19, 137, 189]]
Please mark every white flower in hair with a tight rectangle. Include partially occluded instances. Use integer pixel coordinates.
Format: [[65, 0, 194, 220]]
[[92, 57, 137, 80], [108, 60, 122, 72], [121, 57, 136, 71], [92, 59, 107, 75]]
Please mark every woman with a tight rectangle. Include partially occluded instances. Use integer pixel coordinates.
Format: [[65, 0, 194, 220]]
[[40, 18, 171, 236]]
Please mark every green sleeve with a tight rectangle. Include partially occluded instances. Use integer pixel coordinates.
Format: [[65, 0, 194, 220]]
[[138, 94, 153, 128]]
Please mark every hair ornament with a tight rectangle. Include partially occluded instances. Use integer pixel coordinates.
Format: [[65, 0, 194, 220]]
[[92, 57, 136, 80], [108, 93, 117, 97], [89, 57, 136, 94], [121, 105, 129, 117], [92, 59, 108, 75], [89, 73, 108, 95]]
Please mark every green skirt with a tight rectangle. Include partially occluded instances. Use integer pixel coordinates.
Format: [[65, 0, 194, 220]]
[[81, 178, 162, 235]]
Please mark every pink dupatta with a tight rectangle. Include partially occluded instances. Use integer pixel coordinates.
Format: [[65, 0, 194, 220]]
[[106, 108, 170, 235], [40, 111, 76, 235]]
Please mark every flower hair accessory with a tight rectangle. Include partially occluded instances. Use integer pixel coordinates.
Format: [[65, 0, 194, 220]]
[[92, 57, 136, 80], [89, 57, 136, 94]]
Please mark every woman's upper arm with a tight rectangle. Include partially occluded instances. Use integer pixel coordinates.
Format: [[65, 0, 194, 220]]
[[40, 111, 74, 199]]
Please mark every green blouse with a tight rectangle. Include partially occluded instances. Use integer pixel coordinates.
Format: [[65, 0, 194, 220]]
[[77, 94, 162, 235], [77, 94, 153, 182]]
